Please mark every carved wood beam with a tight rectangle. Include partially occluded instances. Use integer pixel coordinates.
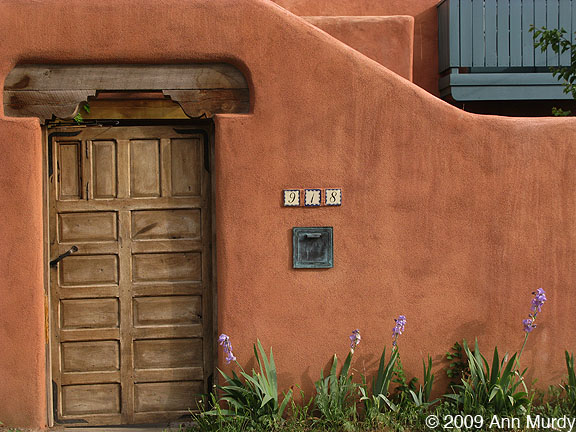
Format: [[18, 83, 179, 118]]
[[3, 65, 249, 123], [162, 89, 249, 118], [4, 90, 96, 123]]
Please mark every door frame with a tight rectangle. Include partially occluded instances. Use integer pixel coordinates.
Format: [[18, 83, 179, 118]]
[[42, 119, 217, 426]]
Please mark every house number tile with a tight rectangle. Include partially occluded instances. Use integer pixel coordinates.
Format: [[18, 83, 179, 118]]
[[304, 189, 322, 207], [325, 189, 342, 206], [283, 189, 301, 206], [283, 188, 342, 207]]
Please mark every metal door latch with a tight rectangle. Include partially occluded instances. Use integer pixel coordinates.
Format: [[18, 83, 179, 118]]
[[50, 246, 78, 268]]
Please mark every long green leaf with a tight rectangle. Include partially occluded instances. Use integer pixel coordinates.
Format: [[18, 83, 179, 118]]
[[373, 347, 387, 393], [490, 346, 499, 385], [278, 388, 293, 417], [341, 351, 353, 377]]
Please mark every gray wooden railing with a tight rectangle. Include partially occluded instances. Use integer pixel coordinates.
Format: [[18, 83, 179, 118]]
[[438, 0, 575, 100], [439, 0, 575, 72]]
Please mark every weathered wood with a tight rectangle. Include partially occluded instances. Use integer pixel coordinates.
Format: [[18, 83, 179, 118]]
[[56, 196, 203, 212], [4, 90, 95, 121], [4, 65, 249, 121], [163, 88, 249, 117], [49, 126, 212, 426], [5, 64, 247, 90]]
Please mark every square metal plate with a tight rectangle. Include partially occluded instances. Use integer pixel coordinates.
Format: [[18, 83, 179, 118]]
[[292, 227, 333, 268]]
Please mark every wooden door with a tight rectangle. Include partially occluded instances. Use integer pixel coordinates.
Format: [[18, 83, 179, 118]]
[[48, 126, 212, 425]]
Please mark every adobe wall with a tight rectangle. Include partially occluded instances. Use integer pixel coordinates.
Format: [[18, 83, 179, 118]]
[[1, 0, 576, 427], [274, 0, 440, 94], [303, 16, 414, 82]]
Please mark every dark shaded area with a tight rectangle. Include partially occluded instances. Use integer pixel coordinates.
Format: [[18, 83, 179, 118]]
[[447, 98, 576, 117]]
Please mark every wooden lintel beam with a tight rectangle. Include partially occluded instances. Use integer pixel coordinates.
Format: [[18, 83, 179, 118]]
[[5, 64, 248, 91], [163, 89, 250, 117]]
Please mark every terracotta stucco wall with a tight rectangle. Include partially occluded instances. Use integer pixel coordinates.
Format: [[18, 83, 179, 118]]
[[274, 0, 440, 94], [1, 0, 576, 427], [304, 15, 414, 82]]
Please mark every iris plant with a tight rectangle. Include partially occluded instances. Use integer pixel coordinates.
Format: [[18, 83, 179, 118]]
[[518, 288, 547, 365], [522, 288, 547, 334], [392, 315, 407, 347], [350, 329, 361, 353], [218, 333, 237, 364]]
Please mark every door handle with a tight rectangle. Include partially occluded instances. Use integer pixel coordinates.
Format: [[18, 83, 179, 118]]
[[50, 246, 78, 268]]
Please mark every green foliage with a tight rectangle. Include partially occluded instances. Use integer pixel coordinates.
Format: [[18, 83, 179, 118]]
[[314, 351, 358, 429], [390, 354, 418, 407], [408, 355, 440, 408], [445, 341, 469, 388], [444, 339, 531, 416], [552, 106, 572, 116], [73, 103, 90, 124], [198, 340, 292, 428], [359, 346, 399, 421], [284, 387, 315, 431], [561, 350, 576, 414], [531, 25, 576, 99]]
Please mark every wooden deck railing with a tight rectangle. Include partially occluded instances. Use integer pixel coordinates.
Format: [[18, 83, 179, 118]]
[[439, 0, 574, 73], [438, 0, 575, 100]]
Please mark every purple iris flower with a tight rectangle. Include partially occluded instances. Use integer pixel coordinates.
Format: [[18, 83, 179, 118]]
[[531, 288, 547, 314], [218, 333, 237, 364], [523, 318, 535, 333], [392, 315, 407, 346], [522, 288, 547, 333], [349, 329, 361, 352]]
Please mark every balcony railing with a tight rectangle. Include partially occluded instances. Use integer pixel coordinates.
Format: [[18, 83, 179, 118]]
[[438, 0, 575, 100]]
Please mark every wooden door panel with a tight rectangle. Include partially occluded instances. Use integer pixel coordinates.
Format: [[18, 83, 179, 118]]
[[59, 255, 119, 286], [60, 299, 120, 329], [133, 296, 202, 327], [171, 138, 202, 196], [130, 139, 161, 197], [133, 338, 203, 369], [134, 381, 203, 413], [62, 384, 121, 415], [58, 212, 118, 243], [91, 141, 118, 199], [132, 252, 202, 282], [131, 209, 201, 240], [57, 142, 82, 200], [49, 126, 212, 426], [61, 341, 120, 372]]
